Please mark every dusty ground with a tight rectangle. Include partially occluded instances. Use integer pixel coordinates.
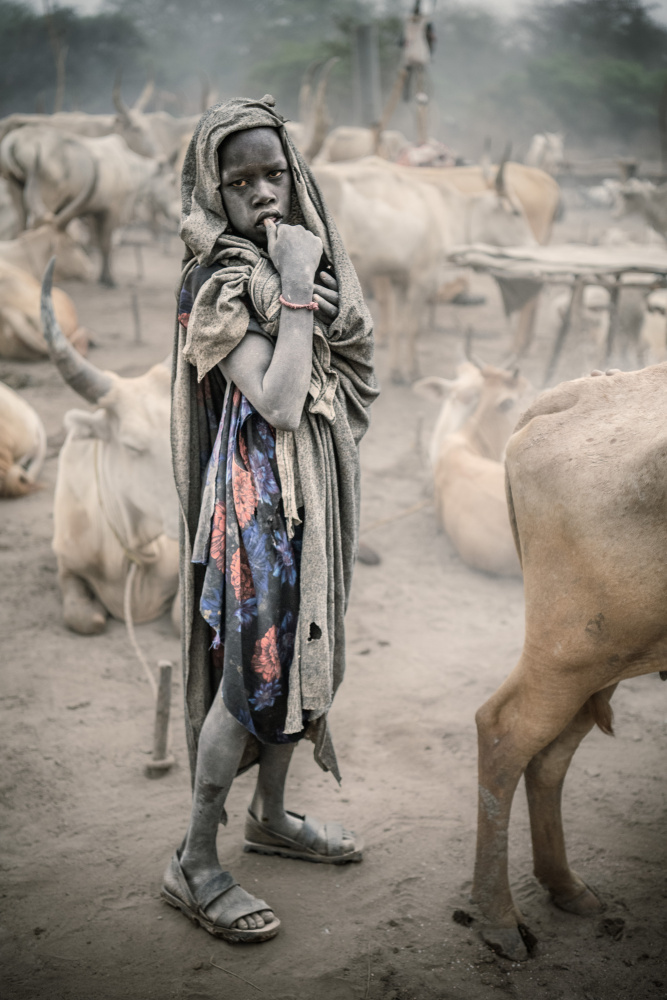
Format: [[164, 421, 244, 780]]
[[1, 208, 666, 1000]]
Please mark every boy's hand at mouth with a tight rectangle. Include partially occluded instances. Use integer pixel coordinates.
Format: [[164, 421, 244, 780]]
[[265, 218, 323, 302]]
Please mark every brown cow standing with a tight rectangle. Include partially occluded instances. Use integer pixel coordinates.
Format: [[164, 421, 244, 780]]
[[473, 364, 667, 961]]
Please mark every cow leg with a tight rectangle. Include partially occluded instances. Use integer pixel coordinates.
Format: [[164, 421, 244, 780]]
[[371, 275, 392, 347], [511, 294, 540, 358], [473, 661, 596, 961], [525, 685, 616, 915], [90, 213, 115, 287], [59, 569, 107, 635]]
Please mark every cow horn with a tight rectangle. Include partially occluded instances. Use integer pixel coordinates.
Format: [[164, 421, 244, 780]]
[[112, 72, 131, 120], [481, 135, 492, 185], [464, 327, 485, 370], [133, 78, 155, 112], [303, 56, 339, 162], [52, 143, 97, 230], [495, 142, 512, 196], [298, 59, 321, 124], [41, 258, 113, 403]]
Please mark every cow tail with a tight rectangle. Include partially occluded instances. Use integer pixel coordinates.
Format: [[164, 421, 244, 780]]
[[585, 689, 615, 736], [505, 465, 523, 570]]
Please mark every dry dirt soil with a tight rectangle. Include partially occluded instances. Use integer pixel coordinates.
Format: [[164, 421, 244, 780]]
[[1, 211, 666, 1000]]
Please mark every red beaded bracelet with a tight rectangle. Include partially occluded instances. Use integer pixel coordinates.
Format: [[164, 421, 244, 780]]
[[279, 294, 319, 311]]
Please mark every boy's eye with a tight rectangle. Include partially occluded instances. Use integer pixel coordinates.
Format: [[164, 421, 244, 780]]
[[268, 170, 283, 179], [231, 179, 246, 188]]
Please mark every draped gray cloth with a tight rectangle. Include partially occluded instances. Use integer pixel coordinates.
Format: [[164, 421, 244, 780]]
[[171, 96, 378, 783]]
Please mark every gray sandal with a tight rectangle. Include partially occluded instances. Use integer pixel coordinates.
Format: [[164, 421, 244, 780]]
[[161, 849, 280, 942], [243, 809, 364, 864]]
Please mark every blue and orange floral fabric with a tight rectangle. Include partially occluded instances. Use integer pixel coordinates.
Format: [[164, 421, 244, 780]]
[[184, 270, 304, 745]]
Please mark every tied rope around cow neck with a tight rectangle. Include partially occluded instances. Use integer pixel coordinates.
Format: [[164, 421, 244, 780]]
[[94, 439, 160, 700]]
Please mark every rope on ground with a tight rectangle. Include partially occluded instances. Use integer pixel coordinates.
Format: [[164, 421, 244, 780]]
[[123, 562, 158, 700], [360, 498, 432, 537]]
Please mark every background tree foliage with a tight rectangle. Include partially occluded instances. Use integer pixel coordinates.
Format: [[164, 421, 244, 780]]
[[1, 0, 665, 155]]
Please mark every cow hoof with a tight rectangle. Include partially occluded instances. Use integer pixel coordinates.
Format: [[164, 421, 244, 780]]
[[479, 923, 531, 962], [64, 602, 107, 635], [551, 883, 603, 916]]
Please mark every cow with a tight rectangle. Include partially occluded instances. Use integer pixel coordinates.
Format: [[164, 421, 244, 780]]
[[616, 178, 667, 241], [111, 80, 200, 162], [0, 177, 20, 239], [413, 358, 534, 576], [0, 81, 196, 163], [472, 363, 667, 962], [0, 380, 46, 497], [0, 222, 95, 283], [41, 259, 179, 635], [0, 258, 87, 360], [1, 125, 161, 285], [525, 132, 565, 174], [313, 155, 537, 380], [314, 126, 410, 164], [639, 287, 667, 364], [546, 283, 650, 369]]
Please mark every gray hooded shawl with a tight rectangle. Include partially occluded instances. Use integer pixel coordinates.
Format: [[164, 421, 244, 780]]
[[171, 96, 378, 783]]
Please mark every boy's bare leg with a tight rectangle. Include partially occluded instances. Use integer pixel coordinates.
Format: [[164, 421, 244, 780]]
[[179, 694, 275, 930], [249, 743, 357, 852]]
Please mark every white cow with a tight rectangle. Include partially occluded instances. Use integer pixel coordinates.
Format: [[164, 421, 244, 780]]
[[313, 156, 536, 380], [41, 260, 179, 635], [0, 381, 46, 497], [616, 178, 667, 240], [0, 222, 95, 283], [1, 125, 161, 284], [314, 126, 410, 164], [413, 358, 535, 576], [0, 258, 87, 360], [525, 132, 564, 174]]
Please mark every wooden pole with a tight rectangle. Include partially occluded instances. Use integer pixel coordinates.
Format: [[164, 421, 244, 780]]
[[131, 290, 142, 343], [145, 660, 175, 777]]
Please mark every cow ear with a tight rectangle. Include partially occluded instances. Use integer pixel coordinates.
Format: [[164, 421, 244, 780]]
[[64, 408, 111, 441], [412, 376, 455, 402]]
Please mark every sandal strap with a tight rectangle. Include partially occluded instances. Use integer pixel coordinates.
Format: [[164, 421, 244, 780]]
[[323, 821, 344, 856], [198, 870, 238, 912], [297, 814, 322, 851]]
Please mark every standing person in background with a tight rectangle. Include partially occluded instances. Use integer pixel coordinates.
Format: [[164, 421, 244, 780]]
[[163, 95, 378, 942]]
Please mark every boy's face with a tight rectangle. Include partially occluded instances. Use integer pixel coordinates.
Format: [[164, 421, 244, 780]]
[[218, 127, 292, 246]]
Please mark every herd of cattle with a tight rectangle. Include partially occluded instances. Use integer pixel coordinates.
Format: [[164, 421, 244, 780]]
[[2, 88, 667, 962]]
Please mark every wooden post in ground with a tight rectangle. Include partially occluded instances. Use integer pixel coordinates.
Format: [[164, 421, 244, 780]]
[[145, 660, 175, 777]]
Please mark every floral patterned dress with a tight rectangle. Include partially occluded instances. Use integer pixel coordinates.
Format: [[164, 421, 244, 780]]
[[180, 272, 304, 745]]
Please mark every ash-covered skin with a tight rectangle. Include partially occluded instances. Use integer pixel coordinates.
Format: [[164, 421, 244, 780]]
[[175, 125, 355, 937]]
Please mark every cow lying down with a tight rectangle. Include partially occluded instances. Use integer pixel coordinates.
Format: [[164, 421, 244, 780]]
[[41, 260, 178, 635], [473, 363, 667, 961], [0, 258, 88, 361], [0, 380, 46, 496], [413, 359, 534, 577]]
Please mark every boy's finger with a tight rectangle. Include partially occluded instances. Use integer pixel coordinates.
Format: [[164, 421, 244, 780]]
[[318, 271, 338, 289], [313, 283, 339, 305], [264, 217, 277, 250], [314, 294, 337, 317]]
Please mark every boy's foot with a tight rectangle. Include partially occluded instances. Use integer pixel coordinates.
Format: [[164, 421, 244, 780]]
[[244, 809, 363, 864], [162, 850, 280, 942]]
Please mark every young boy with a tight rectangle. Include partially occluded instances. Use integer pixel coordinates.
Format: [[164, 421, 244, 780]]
[[164, 96, 378, 941]]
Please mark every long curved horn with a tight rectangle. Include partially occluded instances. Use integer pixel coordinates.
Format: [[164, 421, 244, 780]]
[[298, 60, 321, 124], [41, 258, 113, 403], [112, 72, 131, 121], [303, 56, 339, 162], [464, 327, 485, 370], [495, 142, 512, 196], [133, 78, 154, 112], [481, 135, 492, 185], [52, 142, 97, 230]]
